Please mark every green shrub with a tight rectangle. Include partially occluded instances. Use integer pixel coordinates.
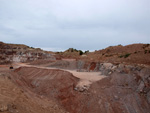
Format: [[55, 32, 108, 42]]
[[85, 50, 89, 54], [143, 44, 150, 49], [145, 50, 147, 54], [79, 50, 83, 55], [124, 53, 131, 58], [119, 53, 131, 58], [119, 55, 124, 58]]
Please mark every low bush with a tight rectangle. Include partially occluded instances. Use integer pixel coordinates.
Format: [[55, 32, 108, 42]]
[[124, 53, 131, 58], [119, 53, 131, 58]]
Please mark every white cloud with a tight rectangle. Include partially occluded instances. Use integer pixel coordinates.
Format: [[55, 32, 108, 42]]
[[0, 0, 150, 51]]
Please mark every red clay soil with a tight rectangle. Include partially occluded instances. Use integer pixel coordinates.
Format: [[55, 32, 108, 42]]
[[86, 73, 150, 113], [9, 66, 150, 113], [11, 67, 82, 112], [1, 42, 150, 113], [0, 69, 67, 113], [33, 44, 150, 68], [89, 62, 97, 71], [83, 44, 150, 65]]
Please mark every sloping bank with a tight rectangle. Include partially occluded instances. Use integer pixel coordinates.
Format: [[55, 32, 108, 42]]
[[10, 64, 150, 113]]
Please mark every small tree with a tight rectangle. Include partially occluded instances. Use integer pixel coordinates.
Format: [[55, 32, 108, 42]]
[[79, 50, 83, 55], [124, 53, 131, 58], [119, 53, 131, 58], [85, 50, 89, 54]]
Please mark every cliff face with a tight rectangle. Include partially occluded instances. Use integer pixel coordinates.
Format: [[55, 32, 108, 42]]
[[0, 42, 55, 64]]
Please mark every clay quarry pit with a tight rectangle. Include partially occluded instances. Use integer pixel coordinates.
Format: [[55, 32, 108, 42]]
[[0, 42, 150, 113]]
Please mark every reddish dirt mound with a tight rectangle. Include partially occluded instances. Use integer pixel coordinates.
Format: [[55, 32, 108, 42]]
[[87, 72, 150, 113], [11, 67, 83, 112], [86, 44, 150, 65], [10, 66, 150, 113], [0, 72, 67, 113]]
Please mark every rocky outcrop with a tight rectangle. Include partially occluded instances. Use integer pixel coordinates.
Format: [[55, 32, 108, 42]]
[[0, 42, 55, 64], [0, 104, 8, 112]]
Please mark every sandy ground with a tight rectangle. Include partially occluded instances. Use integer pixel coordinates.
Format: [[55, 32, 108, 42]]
[[1, 63, 150, 113], [14, 63, 106, 88], [0, 70, 67, 113]]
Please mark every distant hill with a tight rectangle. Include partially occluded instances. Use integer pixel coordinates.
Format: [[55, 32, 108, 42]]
[[1, 42, 150, 65], [87, 43, 150, 65], [54, 43, 150, 65], [55, 48, 86, 59], [0, 42, 55, 64]]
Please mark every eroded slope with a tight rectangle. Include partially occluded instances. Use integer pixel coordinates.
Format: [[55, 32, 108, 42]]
[[9, 65, 150, 113], [0, 70, 67, 113]]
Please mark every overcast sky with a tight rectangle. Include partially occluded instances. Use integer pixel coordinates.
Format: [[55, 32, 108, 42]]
[[0, 0, 150, 51]]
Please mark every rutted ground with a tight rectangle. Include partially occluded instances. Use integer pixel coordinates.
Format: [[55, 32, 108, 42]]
[[0, 42, 150, 113], [5, 62, 150, 113], [16, 63, 106, 90], [0, 67, 67, 113]]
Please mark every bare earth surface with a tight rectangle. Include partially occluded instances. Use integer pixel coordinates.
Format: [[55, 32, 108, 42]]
[[16, 63, 106, 88], [1, 42, 150, 113], [0, 66, 67, 113], [0, 62, 150, 113]]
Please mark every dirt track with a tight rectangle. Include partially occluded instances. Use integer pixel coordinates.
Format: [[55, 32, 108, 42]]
[[1, 42, 150, 113], [0, 66, 67, 113], [15, 63, 106, 88], [1, 63, 150, 113]]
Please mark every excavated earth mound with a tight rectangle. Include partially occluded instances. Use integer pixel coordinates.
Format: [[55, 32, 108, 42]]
[[11, 67, 83, 112], [87, 72, 150, 113], [0, 69, 67, 113], [9, 65, 150, 113]]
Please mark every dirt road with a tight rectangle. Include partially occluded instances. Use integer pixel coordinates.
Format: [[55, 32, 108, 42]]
[[14, 63, 106, 87]]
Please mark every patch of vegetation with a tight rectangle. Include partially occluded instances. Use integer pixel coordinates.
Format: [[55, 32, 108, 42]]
[[119, 55, 124, 58], [84, 50, 89, 54], [30, 47, 34, 49], [124, 53, 131, 58], [66, 48, 89, 55], [66, 48, 78, 52], [56, 52, 63, 55], [118, 44, 122, 46], [119, 53, 131, 58], [144, 50, 150, 54], [79, 50, 83, 55], [64, 48, 90, 56], [142, 44, 150, 49], [146, 44, 150, 47], [145, 50, 148, 54]]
